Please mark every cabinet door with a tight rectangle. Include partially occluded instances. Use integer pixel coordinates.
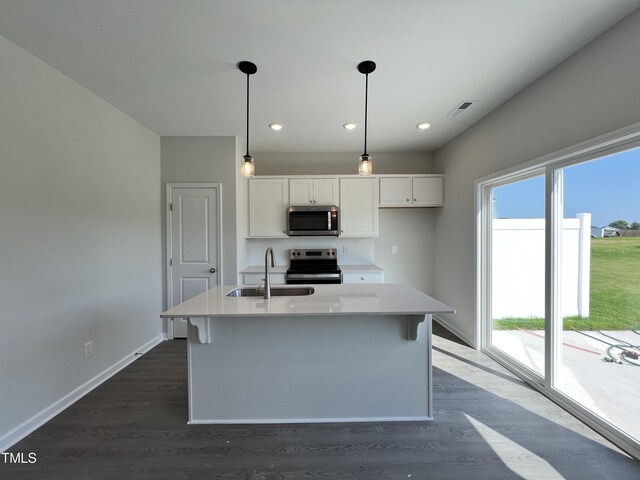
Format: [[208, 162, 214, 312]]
[[289, 178, 338, 205], [379, 177, 412, 206], [412, 176, 444, 206], [289, 179, 314, 206], [314, 178, 339, 205], [339, 178, 378, 237], [248, 178, 288, 237]]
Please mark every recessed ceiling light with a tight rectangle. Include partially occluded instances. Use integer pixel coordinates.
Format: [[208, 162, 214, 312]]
[[343, 122, 357, 130], [417, 122, 431, 130], [269, 123, 283, 131]]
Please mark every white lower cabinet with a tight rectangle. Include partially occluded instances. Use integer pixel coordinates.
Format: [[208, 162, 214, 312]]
[[342, 272, 384, 284]]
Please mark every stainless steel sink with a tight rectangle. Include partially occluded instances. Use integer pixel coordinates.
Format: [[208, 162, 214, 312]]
[[226, 286, 315, 298]]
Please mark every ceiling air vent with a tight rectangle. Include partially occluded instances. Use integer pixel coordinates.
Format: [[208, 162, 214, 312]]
[[447, 101, 475, 118]]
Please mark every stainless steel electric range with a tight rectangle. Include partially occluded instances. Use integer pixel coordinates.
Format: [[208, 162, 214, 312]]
[[285, 248, 342, 284]]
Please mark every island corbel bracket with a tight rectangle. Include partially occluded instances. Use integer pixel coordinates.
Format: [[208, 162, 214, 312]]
[[188, 317, 212, 344], [406, 314, 429, 340]]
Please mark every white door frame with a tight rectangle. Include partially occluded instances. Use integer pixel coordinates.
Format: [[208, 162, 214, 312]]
[[166, 182, 223, 339], [475, 122, 640, 460]]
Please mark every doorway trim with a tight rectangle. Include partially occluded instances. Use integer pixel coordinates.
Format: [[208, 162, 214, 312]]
[[166, 182, 223, 339]]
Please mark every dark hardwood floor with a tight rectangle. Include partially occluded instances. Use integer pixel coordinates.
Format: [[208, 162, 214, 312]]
[[2, 322, 639, 479]]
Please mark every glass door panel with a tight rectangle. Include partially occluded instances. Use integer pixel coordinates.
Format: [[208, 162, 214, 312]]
[[555, 148, 640, 442], [490, 175, 546, 376]]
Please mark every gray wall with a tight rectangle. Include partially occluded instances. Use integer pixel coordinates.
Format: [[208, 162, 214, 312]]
[[161, 136, 239, 307], [433, 9, 640, 346], [255, 152, 435, 175], [0, 34, 162, 443], [376, 208, 437, 295]]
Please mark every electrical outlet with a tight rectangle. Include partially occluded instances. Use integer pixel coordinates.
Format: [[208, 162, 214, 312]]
[[391, 245, 398, 254], [84, 341, 93, 358]]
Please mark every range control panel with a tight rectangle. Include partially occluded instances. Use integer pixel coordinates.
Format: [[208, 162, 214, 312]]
[[289, 248, 337, 260]]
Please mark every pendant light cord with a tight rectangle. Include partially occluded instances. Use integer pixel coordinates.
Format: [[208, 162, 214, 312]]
[[363, 72, 369, 156], [245, 73, 250, 157]]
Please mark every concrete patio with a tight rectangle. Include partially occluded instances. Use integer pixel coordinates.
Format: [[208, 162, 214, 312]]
[[493, 329, 640, 442]]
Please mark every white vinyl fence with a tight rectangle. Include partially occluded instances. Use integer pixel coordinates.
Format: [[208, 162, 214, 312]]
[[491, 213, 591, 319]]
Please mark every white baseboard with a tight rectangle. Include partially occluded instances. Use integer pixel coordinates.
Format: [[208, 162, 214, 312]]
[[0, 334, 165, 453], [188, 416, 432, 425], [433, 315, 476, 348]]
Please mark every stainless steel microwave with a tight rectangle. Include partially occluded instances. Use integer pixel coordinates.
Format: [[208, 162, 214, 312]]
[[287, 206, 340, 236]]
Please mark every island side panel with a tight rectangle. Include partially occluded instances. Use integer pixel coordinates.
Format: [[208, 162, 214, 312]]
[[187, 314, 431, 423]]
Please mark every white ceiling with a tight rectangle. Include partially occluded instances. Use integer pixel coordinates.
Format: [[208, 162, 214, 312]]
[[1, 1, 639, 153]]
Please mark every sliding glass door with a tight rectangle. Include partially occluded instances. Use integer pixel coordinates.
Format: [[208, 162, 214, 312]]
[[479, 139, 640, 457], [487, 173, 546, 377], [553, 149, 640, 443]]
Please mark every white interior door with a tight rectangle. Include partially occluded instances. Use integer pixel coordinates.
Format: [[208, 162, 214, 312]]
[[167, 184, 221, 338]]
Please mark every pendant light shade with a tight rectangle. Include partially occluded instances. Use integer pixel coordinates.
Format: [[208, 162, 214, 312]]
[[357, 60, 376, 176], [238, 61, 257, 177], [358, 153, 372, 176], [240, 154, 255, 177]]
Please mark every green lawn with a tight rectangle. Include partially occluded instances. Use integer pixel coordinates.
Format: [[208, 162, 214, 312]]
[[495, 237, 640, 331]]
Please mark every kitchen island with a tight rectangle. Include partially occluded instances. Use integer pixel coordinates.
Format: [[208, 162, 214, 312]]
[[161, 283, 454, 424]]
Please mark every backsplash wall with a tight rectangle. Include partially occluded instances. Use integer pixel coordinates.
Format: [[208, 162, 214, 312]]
[[246, 237, 375, 267]]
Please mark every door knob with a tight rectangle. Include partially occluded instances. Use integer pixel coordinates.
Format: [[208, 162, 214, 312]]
[[209, 268, 216, 273]]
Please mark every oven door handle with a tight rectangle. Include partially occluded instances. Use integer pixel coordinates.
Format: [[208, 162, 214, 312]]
[[286, 273, 341, 279]]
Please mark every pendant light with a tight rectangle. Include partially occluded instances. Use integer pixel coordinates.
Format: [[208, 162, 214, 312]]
[[238, 61, 257, 177], [357, 60, 376, 176]]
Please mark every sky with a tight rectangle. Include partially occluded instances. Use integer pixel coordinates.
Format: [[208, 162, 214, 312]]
[[493, 147, 640, 227]]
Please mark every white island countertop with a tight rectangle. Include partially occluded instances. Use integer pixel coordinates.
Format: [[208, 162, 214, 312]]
[[163, 283, 455, 423], [161, 283, 454, 318]]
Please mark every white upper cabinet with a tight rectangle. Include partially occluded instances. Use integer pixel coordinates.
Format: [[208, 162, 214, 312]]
[[339, 177, 378, 237], [379, 177, 412, 206], [245, 174, 442, 238], [289, 178, 339, 206], [412, 176, 444, 206], [289, 179, 313, 205], [314, 178, 339, 205], [248, 178, 288, 237], [379, 175, 444, 207]]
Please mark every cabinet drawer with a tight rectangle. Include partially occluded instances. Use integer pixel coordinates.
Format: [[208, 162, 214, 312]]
[[343, 272, 384, 284]]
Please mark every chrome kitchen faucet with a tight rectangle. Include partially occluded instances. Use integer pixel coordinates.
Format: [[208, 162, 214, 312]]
[[264, 247, 275, 299]]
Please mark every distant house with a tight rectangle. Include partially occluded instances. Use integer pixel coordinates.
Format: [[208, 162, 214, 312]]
[[591, 225, 620, 237]]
